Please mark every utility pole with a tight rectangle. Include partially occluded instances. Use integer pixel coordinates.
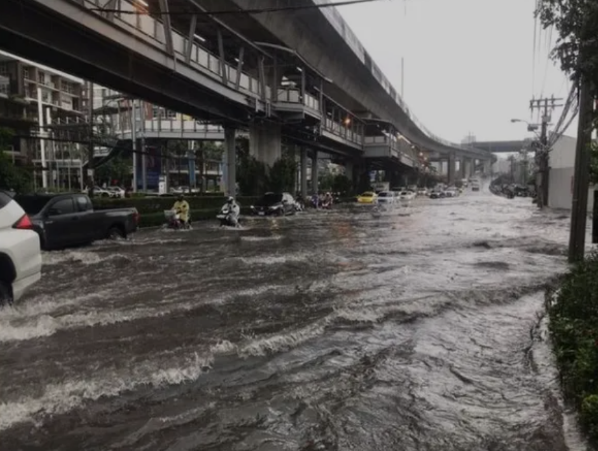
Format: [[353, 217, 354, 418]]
[[568, 75, 594, 262], [87, 81, 95, 198], [530, 96, 563, 208]]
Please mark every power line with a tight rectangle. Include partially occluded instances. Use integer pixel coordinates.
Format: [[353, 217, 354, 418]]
[[92, 0, 385, 16]]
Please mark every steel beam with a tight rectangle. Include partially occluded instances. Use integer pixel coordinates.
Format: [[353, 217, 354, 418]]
[[185, 14, 197, 64], [0, 0, 249, 122], [182, 0, 272, 59], [216, 27, 228, 85], [102, 0, 117, 21], [157, 0, 175, 61], [258, 56, 267, 103], [235, 47, 244, 91]]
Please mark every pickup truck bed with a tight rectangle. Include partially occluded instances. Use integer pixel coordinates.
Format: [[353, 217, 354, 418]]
[[14, 193, 139, 250]]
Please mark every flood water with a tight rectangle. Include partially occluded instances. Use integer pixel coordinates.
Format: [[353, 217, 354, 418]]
[[0, 189, 589, 450]]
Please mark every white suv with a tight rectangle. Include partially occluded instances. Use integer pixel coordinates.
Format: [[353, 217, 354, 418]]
[[0, 191, 42, 305]]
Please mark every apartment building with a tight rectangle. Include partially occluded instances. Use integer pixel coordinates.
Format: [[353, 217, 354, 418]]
[[0, 50, 85, 189]]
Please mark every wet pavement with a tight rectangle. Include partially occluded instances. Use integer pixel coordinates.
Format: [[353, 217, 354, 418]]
[[0, 189, 588, 450]]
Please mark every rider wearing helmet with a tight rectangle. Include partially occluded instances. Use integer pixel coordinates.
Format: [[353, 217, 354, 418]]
[[172, 194, 190, 225], [226, 196, 240, 217]]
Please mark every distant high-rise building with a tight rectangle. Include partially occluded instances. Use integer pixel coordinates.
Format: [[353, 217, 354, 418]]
[[0, 50, 85, 189]]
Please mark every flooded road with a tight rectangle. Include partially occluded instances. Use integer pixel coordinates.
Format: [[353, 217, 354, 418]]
[[0, 190, 584, 450]]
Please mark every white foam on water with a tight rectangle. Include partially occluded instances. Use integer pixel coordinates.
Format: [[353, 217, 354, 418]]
[[0, 290, 116, 342], [42, 251, 132, 266], [210, 339, 237, 354], [334, 306, 384, 323], [0, 352, 215, 432], [238, 254, 308, 265], [241, 235, 283, 242], [238, 320, 330, 357]]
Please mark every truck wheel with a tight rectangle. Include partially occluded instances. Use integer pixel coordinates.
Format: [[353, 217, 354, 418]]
[[0, 281, 13, 307], [107, 226, 125, 240]]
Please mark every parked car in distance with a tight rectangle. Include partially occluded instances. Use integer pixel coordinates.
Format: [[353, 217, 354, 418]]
[[356, 192, 378, 204], [83, 186, 112, 197], [14, 193, 139, 250], [399, 191, 416, 201], [250, 192, 296, 216], [417, 188, 429, 196], [376, 191, 396, 205], [429, 190, 445, 199], [0, 190, 42, 305], [107, 186, 126, 198]]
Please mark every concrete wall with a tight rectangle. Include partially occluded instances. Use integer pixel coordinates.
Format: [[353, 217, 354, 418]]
[[549, 135, 577, 169], [548, 167, 595, 211]]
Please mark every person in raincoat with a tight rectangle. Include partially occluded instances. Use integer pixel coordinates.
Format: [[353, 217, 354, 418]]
[[172, 194, 190, 225]]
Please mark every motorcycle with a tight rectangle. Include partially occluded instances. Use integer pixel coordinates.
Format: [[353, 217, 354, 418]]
[[217, 205, 241, 227], [163, 210, 191, 230]]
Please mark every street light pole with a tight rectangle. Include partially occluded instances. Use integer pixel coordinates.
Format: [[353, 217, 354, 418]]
[[529, 97, 564, 208]]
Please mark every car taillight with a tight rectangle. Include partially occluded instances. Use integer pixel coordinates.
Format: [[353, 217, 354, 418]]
[[13, 214, 34, 230]]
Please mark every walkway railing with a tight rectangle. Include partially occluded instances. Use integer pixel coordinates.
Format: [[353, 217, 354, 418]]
[[276, 88, 320, 112], [364, 135, 417, 163], [82, 0, 269, 100], [114, 119, 225, 136], [322, 118, 363, 147]]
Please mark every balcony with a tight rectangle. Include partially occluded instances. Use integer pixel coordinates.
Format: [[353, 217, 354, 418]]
[[275, 88, 321, 121], [321, 118, 363, 149], [364, 135, 417, 167]]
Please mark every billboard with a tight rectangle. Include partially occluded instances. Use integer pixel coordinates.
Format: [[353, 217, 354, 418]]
[[135, 146, 161, 190]]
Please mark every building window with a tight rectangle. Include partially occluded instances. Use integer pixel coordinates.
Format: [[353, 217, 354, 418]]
[[37, 72, 45, 84], [23, 68, 30, 79], [166, 109, 177, 119], [0, 63, 7, 76]]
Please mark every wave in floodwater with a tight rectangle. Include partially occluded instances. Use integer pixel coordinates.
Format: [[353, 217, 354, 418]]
[[0, 193, 590, 450], [0, 284, 291, 342]]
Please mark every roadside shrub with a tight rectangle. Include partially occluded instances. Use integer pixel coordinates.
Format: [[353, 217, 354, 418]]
[[548, 251, 598, 443]]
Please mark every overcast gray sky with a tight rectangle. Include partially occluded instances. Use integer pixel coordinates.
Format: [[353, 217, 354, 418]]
[[338, 0, 574, 144]]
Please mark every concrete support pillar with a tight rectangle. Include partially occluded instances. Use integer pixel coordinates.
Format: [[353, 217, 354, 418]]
[[441, 160, 448, 175], [345, 160, 354, 181], [300, 147, 308, 199], [469, 158, 476, 178], [458, 159, 465, 181], [311, 150, 319, 194], [448, 152, 456, 185], [223, 126, 236, 196], [249, 122, 281, 168], [483, 159, 492, 177]]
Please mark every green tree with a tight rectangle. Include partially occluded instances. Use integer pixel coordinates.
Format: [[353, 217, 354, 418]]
[[237, 153, 267, 196], [0, 152, 32, 193], [0, 127, 32, 193], [95, 156, 132, 185], [268, 156, 297, 193], [590, 142, 598, 185], [536, 0, 598, 111]]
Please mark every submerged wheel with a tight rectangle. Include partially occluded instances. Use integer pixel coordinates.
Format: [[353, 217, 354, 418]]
[[0, 280, 13, 307], [107, 226, 125, 240]]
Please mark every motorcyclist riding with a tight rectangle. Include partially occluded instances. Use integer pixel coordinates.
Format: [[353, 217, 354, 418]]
[[219, 196, 241, 227], [172, 194, 190, 227]]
